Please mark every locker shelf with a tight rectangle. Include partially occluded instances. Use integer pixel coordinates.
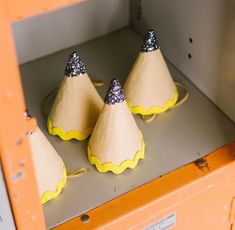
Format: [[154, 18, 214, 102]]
[[20, 28, 235, 228]]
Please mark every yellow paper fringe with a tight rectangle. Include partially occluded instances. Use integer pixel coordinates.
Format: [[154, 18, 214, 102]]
[[88, 140, 145, 174], [40, 166, 67, 204], [47, 118, 93, 141], [127, 90, 179, 116]]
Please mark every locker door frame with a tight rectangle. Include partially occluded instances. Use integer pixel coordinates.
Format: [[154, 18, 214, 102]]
[[0, 2, 45, 229]]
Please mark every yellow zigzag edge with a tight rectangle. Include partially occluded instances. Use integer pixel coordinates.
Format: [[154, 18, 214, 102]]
[[40, 166, 67, 204], [88, 140, 145, 174], [47, 118, 93, 141], [127, 90, 179, 116]]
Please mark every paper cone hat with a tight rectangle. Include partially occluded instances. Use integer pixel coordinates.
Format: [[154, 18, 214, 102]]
[[25, 112, 66, 204], [88, 78, 145, 174], [48, 51, 103, 141], [124, 30, 178, 115]]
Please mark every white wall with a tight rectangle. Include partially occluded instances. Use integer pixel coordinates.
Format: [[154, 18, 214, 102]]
[[12, 0, 130, 64]]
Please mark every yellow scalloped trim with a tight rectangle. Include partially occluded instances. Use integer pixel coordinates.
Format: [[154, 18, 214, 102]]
[[88, 140, 145, 174], [47, 118, 93, 141], [127, 90, 179, 115], [40, 166, 67, 204]]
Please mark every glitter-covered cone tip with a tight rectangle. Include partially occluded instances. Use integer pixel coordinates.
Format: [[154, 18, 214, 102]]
[[141, 29, 160, 52], [104, 78, 125, 105], [64, 51, 86, 77]]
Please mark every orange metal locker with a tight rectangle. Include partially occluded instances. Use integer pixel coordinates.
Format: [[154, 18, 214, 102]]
[[1, 1, 235, 230]]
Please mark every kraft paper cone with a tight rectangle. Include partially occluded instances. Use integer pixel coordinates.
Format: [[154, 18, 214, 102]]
[[48, 51, 103, 140], [88, 78, 145, 174], [124, 30, 178, 115], [29, 127, 66, 204]]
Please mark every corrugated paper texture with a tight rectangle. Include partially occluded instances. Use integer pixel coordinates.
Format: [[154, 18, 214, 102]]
[[124, 49, 176, 109], [29, 127, 65, 197], [49, 74, 103, 134], [89, 101, 142, 165]]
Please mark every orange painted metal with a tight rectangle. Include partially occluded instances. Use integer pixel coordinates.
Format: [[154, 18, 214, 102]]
[[54, 142, 235, 230], [230, 197, 235, 226], [1, 1, 235, 230], [0, 2, 45, 230], [5, 0, 85, 22]]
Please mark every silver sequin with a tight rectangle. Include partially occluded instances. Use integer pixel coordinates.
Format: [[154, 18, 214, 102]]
[[64, 51, 86, 77], [104, 78, 125, 105], [141, 29, 160, 52]]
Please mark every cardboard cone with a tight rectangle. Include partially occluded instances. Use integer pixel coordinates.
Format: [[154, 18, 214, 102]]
[[25, 112, 66, 204], [48, 51, 103, 141], [88, 78, 145, 174], [124, 30, 179, 115]]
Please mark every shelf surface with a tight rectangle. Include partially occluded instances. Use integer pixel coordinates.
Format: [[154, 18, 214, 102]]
[[20, 28, 235, 228]]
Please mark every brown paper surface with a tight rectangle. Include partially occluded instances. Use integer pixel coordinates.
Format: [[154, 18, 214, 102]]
[[89, 101, 142, 165], [50, 74, 103, 132], [124, 49, 176, 108], [29, 127, 65, 196]]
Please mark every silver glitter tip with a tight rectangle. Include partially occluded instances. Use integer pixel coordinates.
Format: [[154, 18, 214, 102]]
[[141, 29, 160, 52], [64, 51, 86, 77], [104, 78, 125, 105]]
